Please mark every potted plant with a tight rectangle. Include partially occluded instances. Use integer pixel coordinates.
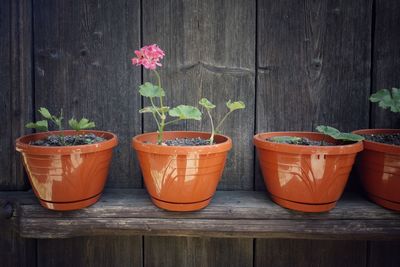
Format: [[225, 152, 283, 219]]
[[353, 88, 400, 211], [254, 126, 364, 212], [15, 108, 118, 211], [131, 44, 245, 211]]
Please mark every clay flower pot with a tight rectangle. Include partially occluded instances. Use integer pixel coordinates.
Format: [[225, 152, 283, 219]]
[[353, 129, 400, 211], [254, 132, 363, 212], [132, 131, 232, 211], [16, 130, 118, 211]]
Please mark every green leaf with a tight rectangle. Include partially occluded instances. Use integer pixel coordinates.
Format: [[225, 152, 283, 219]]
[[269, 136, 302, 144], [68, 118, 79, 130], [370, 88, 400, 113], [25, 120, 48, 132], [226, 100, 245, 112], [138, 82, 165, 98], [139, 106, 170, 114], [38, 107, 52, 119], [69, 118, 96, 131], [336, 132, 365, 142], [139, 106, 156, 113], [199, 98, 216, 109], [316, 125, 341, 138], [169, 105, 202, 120], [316, 125, 364, 142]]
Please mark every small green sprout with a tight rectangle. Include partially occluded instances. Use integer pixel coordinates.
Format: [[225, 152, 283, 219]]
[[68, 118, 96, 131], [26, 107, 96, 146], [199, 98, 245, 145], [370, 88, 400, 113], [25, 120, 48, 132], [316, 125, 364, 142]]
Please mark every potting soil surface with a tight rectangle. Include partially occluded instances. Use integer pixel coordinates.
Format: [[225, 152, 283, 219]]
[[267, 137, 337, 146], [362, 133, 400, 146], [164, 137, 211, 146], [30, 133, 106, 146]]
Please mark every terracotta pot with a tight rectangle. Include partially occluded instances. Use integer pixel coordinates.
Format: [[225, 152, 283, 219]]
[[132, 131, 232, 211], [16, 130, 118, 211], [353, 129, 400, 211], [254, 132, 363, 212]]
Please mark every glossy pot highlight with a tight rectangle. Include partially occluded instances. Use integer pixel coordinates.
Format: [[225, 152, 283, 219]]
[[353, 129, 400, 211], [16, 130, 118, 211], [132, 131, 232, 211], [254, 132, 363, 212]]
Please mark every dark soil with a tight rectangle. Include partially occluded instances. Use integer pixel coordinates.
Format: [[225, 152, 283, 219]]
[[31, 133, 106, 146], [361, 133, 400, 146], [267, 137, 336, 146], [164, 137, 211, 146]]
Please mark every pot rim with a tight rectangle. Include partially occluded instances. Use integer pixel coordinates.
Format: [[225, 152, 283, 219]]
[[253, 131, 363, 155], [16, 130, 118, 155], [132, 131, 232, 155], [352, 128, 400, 154]]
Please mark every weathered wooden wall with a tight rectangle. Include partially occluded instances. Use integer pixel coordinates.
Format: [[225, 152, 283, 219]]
[[1, 0, 400, 266]]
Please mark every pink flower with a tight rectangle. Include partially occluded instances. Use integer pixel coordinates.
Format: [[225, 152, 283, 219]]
[[131, 44, 165, 70]]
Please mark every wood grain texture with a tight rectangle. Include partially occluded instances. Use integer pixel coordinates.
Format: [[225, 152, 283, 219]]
[[368, 241, 400, 267], [2, 189, 399, 239], [144, 236, 252, 267], [0, 0, 33, 189], [256, 0, 372, 189], [37, 236, 142, 267], [33, 0, 142, 188], [0, 222, 36, 267], [371, 0, 400, 128], [6, 190, 399, 220], [255, 239, 367, 267], [142, 0, 255, 190]]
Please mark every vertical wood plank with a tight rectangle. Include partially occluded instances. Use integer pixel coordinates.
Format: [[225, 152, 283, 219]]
[[0, 222, 37, 267], [368, 241, 400, 267], [0, 0, 33, 189], [33, 0, 142, 188], [256, 0, 372, 189], [255, 239, 367, 267], [371, 0, 400, 128], [142, 0, 256, 190], [144, 236, 252, 267], [37, 236, 143, 267], [141, 2, 255, 265]]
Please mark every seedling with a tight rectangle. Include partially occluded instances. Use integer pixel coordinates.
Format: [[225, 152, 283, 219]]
[[199, 98, 245, 145], [370, 88, 400, 113], [68, 118, 96, 131], [26, 107, 96, 146], [132, 45, 201, 144], [316, 125, 364, 142]]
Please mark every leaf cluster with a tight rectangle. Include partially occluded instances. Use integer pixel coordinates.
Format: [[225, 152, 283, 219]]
[[370, 88, 400, 113], [138, 82, 202, 122], [26, 107, 95, 132]]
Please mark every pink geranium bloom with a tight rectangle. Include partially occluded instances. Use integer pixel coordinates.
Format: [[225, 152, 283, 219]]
[[131, 44, 165, 70]]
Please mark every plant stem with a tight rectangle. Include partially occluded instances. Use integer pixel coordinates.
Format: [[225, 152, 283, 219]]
[[153, 70, 163, 107], [158, 120, 165, 145], [149, 97, 162, 118], [206, 109, 215, 145], [153, 70, 166, 144], [164, 118, 182, 126], [215, 110, 233, 132], [151, 112, 161, 129], [59, 109, 65, 146]]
